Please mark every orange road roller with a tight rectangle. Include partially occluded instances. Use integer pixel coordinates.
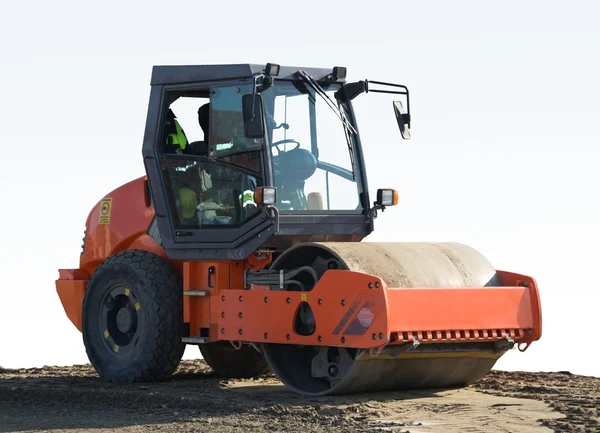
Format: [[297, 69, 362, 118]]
[[55, 63, 542, 396]]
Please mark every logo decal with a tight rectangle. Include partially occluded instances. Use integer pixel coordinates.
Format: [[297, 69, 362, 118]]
[[333, 289, 375, 335]]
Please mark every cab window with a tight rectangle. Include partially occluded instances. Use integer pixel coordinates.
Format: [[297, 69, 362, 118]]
[[159, 84, 264, 229]]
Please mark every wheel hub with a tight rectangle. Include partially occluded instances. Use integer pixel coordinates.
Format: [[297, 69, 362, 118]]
[[99, 286, 141, 354], [116, 308, 133, 333]]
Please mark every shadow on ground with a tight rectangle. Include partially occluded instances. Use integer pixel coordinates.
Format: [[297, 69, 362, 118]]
[[0, 360, 446, 432]]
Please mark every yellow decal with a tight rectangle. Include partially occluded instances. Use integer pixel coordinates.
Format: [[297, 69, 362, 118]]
[[104, 330, 109, 338], [135, 302, 140, 311], [124, 288, 130, 296], [98, 198, 112, 224], [113, 345, 119, 353], [301, 293, 307, 301]]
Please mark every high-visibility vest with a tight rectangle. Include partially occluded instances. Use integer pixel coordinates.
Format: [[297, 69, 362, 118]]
[[240, 190, 255, 207], [239, 176, 257, 209], [166, 119, 188, 154]]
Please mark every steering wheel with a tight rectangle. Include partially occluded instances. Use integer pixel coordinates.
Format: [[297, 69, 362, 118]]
[[271, 139, 300, 153]]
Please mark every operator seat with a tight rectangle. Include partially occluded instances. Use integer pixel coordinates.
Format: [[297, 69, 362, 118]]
[[274, 148, 317, 210]]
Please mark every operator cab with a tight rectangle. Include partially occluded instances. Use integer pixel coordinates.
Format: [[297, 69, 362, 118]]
[[142, 63, 409, 260]]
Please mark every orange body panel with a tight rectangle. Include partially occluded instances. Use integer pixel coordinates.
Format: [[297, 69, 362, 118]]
[[182, 255, 272, 340], [496, 270, 542, 342], [56, 281, 86, 331], [79, 176, 161, 275], [183, 261, 231, 339], [217, 269, 542, 350], [219, 271, 389, 348], [56, 176, 171, 331], [56, 271, 87, 331]]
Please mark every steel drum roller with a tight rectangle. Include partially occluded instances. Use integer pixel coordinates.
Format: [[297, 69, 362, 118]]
[[260, 242, 504, 396]]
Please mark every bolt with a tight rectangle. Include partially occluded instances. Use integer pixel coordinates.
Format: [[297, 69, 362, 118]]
[[238, 329, 243, 335], [341, 299, 346, 306], [379, 333, 384, 339], [286, 334, 291, 340], [264, 333, 268, 339], [372, 333, 377, 340], [221, 312, 225, 318], [523, 281, 529, 287], [221, 295, 226, 302], [368, 282, 373, 289], [264, 297, 268, 303], [238, 312, 243, 319], [328, 364, 339, 377], [239, 296, 243, 302], [375, 282, 380, 288], [286, 297, 291, 304], [341, 337, 346, 343], [221, 328, 225, 334], [318, 335, 322, 342], [318, 299, 323, 305]]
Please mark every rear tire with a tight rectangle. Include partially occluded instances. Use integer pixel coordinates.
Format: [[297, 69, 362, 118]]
[[200, 342, 270, 378], [82, 250, 185, 382]]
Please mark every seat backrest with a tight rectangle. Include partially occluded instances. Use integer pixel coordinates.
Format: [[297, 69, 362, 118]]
[[307, 192, 323, 210]]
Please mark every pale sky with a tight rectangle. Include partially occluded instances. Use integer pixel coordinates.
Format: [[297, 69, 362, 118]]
[[1, 1, 599, 378]]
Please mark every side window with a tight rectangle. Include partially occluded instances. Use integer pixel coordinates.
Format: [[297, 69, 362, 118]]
[[271, 93, 311, 153], [163, 96, 210, 155], [169, 97, 208, 143], [210, 84, 264, 157], [159, 84, 265, 230], [161, 157, 261, 229]]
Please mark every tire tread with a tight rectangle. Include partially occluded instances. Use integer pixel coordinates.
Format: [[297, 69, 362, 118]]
[[82, 250, 185, 383]]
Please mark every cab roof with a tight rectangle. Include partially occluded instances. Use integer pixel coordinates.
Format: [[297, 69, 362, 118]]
[[150, 63, 347, 86]]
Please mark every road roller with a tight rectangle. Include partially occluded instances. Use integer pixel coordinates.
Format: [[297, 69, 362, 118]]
[[55, 63, 542, 396]]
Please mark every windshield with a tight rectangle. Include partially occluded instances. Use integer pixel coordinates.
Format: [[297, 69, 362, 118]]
[[261, 81, 362, 213]]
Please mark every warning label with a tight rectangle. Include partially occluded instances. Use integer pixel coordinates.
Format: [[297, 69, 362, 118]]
[[98, 198, 112, 224]]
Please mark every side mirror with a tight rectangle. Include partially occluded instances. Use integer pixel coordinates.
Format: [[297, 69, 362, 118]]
[[242, 94, 265, 138], [393, 101, 411, 139]]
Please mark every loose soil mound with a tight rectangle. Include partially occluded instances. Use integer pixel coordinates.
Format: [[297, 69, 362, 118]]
[[0, 360, 597, 432], [472, 370, 599, 432]]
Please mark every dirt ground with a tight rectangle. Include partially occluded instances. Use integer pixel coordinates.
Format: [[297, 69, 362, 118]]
[[0, 360, 598, 433]]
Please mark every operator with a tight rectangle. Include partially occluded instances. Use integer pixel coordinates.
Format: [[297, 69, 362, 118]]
[[164, 109, 189, 154]]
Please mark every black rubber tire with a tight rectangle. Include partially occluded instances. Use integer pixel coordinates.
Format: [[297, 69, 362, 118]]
[[199, 342, 271, 378], [82, 250, 185, 383]]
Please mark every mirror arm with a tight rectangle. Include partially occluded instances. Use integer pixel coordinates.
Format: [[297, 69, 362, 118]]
[[250, 74, 264, 119], [364, 80, 411, 129], [335, 80, 368, 103], [367, 202, 383, 229], [371, 201, 386, 215], [266, 205, 281, 234]]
